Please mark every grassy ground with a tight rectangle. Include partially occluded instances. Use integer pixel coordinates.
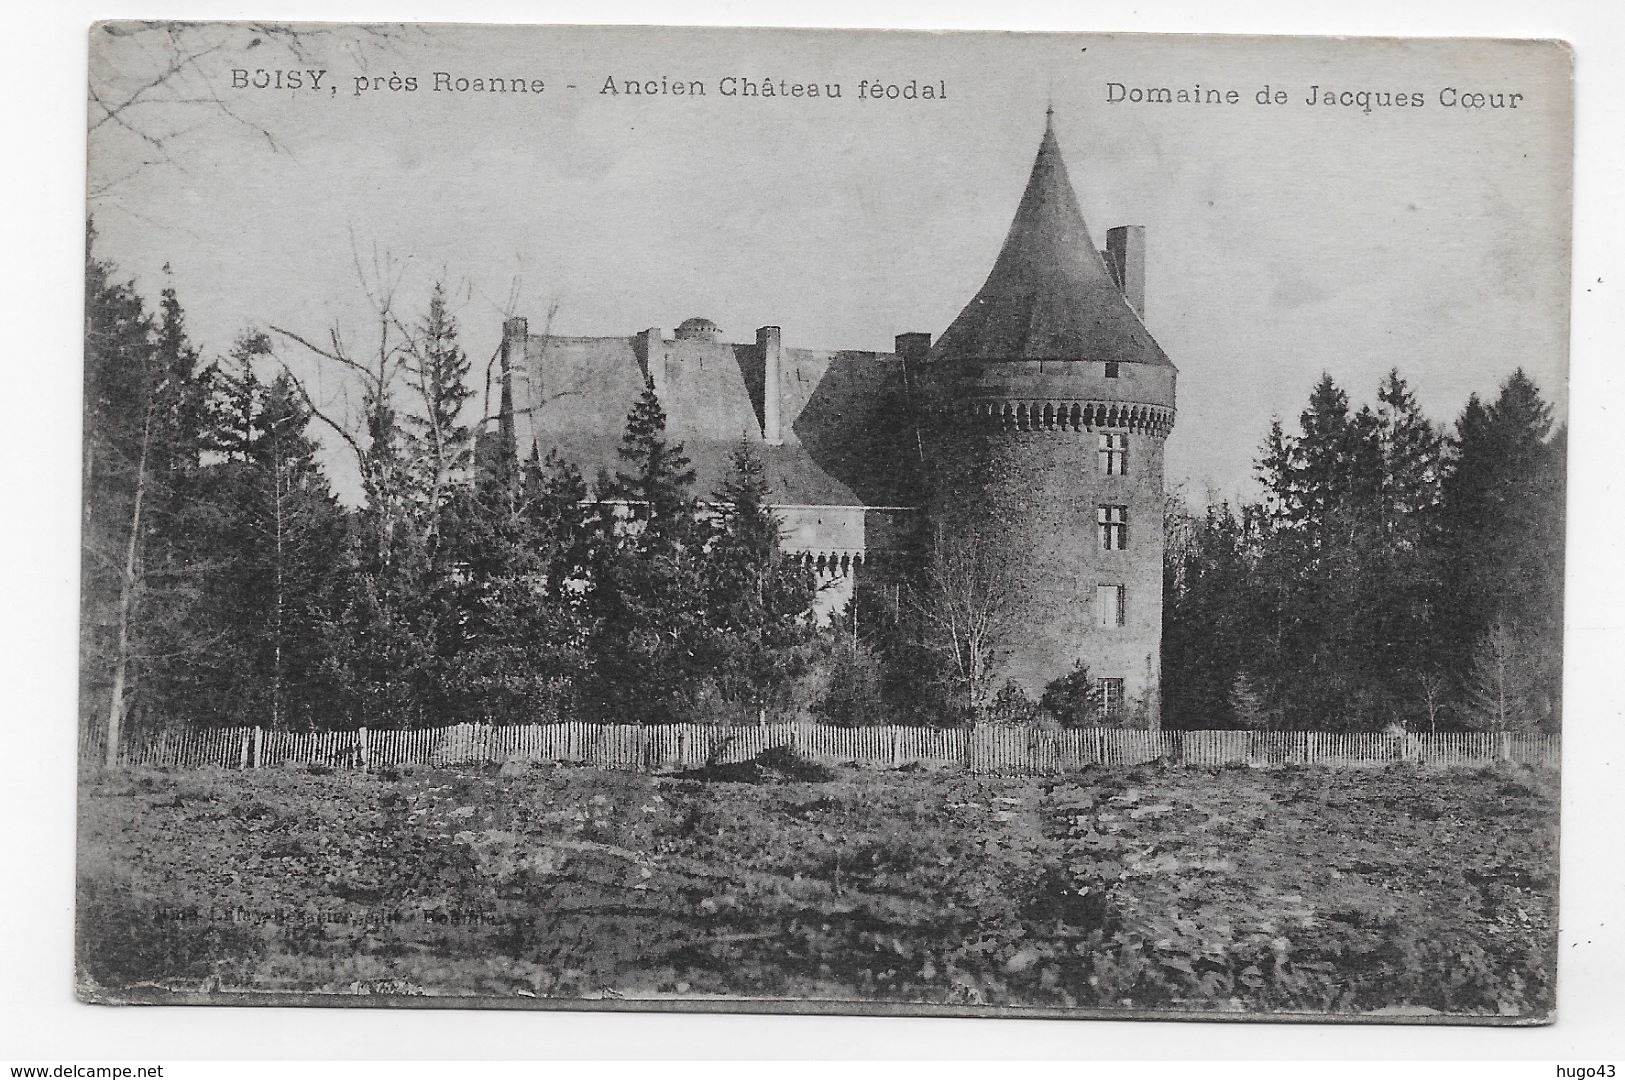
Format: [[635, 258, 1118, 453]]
[[75, 758, 1558, 1017]]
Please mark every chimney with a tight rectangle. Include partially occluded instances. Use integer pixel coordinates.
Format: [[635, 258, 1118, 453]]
[[894, 332, 931, 365], [1105, 226, 1146, 320], [757, 325, 783, 445], [634, 327, 666, 393], [496, 316, 527, 468]]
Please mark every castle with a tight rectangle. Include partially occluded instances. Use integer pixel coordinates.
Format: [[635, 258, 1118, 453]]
[[492, 113, 1177, 725]]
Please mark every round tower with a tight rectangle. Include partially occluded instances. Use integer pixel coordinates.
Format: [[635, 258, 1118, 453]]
[[923, 112, 1177, 726]]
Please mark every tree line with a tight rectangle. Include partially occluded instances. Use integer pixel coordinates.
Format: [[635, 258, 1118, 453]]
[[1162, 369, 1565, 734], [83, 235, 831, 758], [84, 234, 1565, 748]]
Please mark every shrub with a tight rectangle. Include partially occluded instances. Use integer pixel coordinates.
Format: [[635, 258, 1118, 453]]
[[988, 681, 1039, 725], [1040, 662, 1099, 727], [815, 644, 889, 727]]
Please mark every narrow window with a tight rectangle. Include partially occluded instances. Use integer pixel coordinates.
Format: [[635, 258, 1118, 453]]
[[1096, 678, 1125, 721], [1104, 361, 1121, 379], [1098, 432, 1129, 476], [1096, 584, 1126, 628], [1097, 505, 1128, 550]]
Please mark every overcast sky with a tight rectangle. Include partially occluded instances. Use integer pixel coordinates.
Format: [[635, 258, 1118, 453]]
[[87, 24, 1572, 504]]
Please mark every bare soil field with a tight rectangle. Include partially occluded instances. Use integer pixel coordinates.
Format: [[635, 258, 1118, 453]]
[[76, 757, 1558, 1018]]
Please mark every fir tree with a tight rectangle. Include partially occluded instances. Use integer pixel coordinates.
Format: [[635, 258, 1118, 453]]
[[81, 237, 207, 761], [1293, 373, 1353, 543], [421, 450, 595, 724], [701, 440, 820, 718], [1376, 368, 1446, 543], [1256, 418, 1295, 525], [1438, 370, 1563, 729], [1195, 370, 1455, 730], [1162, 499, 1257, 729], [403, 283, 475, 547], [609, 373, 699, 540], [154, 352, 348, 730], [585, 377, 709, 723]]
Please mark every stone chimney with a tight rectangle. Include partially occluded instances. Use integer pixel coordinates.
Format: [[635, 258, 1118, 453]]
[[894, 332, 931, 365], [757, 325, 783, 445], [496, 316, 527, 466], [633, 327, 666, 393], [1104, 226, 1146, 320]]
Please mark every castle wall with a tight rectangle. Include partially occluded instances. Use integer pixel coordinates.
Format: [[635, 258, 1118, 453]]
[[776, 505, 920, 621]]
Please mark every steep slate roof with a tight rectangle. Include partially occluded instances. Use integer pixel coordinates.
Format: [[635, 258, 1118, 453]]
[[511, 334, 922, 508], [932, 115, 1170, 367]]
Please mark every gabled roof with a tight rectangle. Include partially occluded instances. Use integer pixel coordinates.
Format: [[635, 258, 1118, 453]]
[[932, 114, 1170, 367]]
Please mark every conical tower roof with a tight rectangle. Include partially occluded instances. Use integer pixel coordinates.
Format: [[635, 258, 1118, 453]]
[[933, 114, 1169, 366]]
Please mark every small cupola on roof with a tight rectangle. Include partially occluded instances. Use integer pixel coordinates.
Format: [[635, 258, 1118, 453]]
[[933, 111, 1170, 367], [675, 316, 723, 342]]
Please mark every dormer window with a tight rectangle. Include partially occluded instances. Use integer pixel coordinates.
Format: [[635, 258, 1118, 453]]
[[1105, 362, 1121, 379]]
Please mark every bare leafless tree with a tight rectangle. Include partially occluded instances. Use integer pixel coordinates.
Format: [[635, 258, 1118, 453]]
[[1415, 668, 1449, 734], [1461, 621, 1540, 735], [907, 528, 1021, 722], [88, 21, 411, 203], [101, 383, 161, 766], [267, 241, 417, 562]]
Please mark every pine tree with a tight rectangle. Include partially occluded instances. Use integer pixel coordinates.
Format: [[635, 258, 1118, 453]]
[[701, 440, 820, 718], [81, 237, 207, 761], [827, 577, 955, 727], [420, 449, 595, 725], [1438, 370, 1563, 730], [162, 358, 349, 729], [585, 377, 709, 723], [1256, 418, 1295, 525], [1162, 499, 1257, 728], [1226, 371, 1446, 730], [403, 283, 475, 547], [528, 447, 595, 596], [609, 373, 699, 539], [1376, 368, 1446, 543], [1293, 374, 1353, 543]]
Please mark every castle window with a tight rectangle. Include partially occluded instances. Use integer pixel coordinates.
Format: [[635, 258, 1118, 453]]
[[1097, 505, 1128, 550], [1096, 584, 1126, 628], [1099, 432, 1129, 475], [1105, 362, 1121, 379], [1096, 678, 1125, 721]]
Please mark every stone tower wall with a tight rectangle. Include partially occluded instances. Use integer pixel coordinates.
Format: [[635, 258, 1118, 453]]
[[928, 359, 1174, 726]]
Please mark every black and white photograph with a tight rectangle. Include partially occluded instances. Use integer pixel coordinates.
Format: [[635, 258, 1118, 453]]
[[72, 21, 1574, 1025]]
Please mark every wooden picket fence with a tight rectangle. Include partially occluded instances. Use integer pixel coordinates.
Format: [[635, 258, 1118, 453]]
[[95, 721, 1561, 774]]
